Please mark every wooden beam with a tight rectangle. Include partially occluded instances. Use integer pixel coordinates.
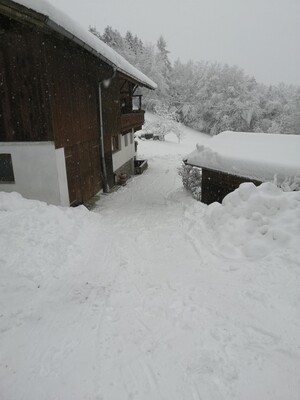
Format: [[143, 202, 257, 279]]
[[119, 80, 127, 93], [118, 72, 142, 88], [0, 0, 48, 30]]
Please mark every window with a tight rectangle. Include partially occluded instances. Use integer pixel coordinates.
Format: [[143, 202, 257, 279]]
[[124, 133, 128, 147], [0, 154, 15, 183], [132, 95, 142, 111], [130, 131, 134, 144], [111, 135, 120, 152]]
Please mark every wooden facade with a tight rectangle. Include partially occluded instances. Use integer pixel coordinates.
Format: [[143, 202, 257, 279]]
[[201, 168, 261, 205], [0, 1, 151, 205], [0, 15, 53, 142], [121, 112, 145, 132]]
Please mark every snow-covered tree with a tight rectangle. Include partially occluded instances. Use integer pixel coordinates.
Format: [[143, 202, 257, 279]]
[[143, 104, 184, 142], [91, 25, 124, 52], [89, 25, 300, 136]]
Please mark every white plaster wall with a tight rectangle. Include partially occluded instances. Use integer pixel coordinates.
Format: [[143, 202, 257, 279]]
[[112, 132, 136, 172], [0, 142, 69, 206], [55, 148, 70, 206]]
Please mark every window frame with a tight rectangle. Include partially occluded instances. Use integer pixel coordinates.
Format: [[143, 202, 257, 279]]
[[111, 135, 120, 153], [130, 131, 134, 144], [0, 153, 15, 183], [124, 133, 128, 147]]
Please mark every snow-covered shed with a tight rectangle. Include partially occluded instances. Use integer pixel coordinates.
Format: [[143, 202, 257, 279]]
[[184, 131, 300, 204], [0, 0, 156, 206]]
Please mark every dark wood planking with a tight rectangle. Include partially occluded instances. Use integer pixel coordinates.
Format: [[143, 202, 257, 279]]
[[0, 5, 148, 204], [0, 15, 52, 141], [201, 168, 261, 205], [121, 112, 145, 132]]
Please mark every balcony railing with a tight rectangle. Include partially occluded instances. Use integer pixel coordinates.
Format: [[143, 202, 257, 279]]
[[121, 110, 145, 132]]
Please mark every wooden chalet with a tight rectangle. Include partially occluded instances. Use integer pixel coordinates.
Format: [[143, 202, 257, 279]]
[[0, 0, 156, 206], [184, 131, 300, 204]]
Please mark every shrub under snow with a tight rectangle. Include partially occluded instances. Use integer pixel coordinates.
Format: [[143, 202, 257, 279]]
[[178, 163, 202, 200], [143, 104, 184, 142]]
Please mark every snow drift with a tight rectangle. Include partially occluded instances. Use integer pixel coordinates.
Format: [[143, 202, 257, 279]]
[[184, 182, 300, 260], [1, 154, 300, 400], [186, 131, 300, 187]]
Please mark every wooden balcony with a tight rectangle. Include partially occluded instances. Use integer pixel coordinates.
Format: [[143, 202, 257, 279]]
[[121, 111, 145, 132]]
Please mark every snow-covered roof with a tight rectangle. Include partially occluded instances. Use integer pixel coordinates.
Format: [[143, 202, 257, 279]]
[[185, 131, 300, 185], [9, 0, 157, 90]]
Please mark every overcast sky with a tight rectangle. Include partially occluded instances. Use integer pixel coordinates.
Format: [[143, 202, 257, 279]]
[[50, 0, 300, 86]]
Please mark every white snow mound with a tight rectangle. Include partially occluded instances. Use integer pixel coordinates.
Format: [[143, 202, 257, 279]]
[[0, 192, 96, 287], [0, 191, 59, 211], [204, 182, 300, 259], [186, 132, 300, 186]]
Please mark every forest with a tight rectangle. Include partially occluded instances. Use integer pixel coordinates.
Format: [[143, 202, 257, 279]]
[[90, 25, 300, 136]]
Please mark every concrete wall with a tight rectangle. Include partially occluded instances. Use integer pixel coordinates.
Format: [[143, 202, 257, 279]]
[[0, 142, 69, 206], [112, 131, 135, 173]]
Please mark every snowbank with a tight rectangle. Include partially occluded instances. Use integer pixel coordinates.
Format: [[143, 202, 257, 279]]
[[11, 0, 156, 89], [1, 122, 300, 399], [0, 192, 97, 287], [0, 191, 42, 211], [186, 131, 300, 187], [1, 153, 300, 399], [203, 182, 300, 259]]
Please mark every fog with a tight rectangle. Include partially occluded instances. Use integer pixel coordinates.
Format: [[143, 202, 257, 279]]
[[50, 0, 300, 85]]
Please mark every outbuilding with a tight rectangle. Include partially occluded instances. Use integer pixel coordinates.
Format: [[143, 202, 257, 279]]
[[0, 0, 156, 206], [184, 131, 300, 204]]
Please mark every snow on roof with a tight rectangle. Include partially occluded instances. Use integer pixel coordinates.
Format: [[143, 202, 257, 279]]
[[185, 131, 300, 185], [10, 0, 157, 90]]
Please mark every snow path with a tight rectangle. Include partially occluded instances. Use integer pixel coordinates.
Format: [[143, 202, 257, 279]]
[[1, 125, 300, 399], [91, 156, 300, 400]]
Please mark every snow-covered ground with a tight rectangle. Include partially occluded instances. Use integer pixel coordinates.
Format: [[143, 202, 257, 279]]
[[1, 119, 300, 400]]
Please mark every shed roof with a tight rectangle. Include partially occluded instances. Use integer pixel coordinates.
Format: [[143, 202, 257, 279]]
[[7, 0, 157, 90], [185, 131, 300, 185]]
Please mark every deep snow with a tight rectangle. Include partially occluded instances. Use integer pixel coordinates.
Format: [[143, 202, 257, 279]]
[[1, 121, 300, 400], [186, 131, 300, 187]]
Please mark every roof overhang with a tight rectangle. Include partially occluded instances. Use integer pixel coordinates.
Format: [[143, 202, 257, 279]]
[[2, 0, 157, 90]]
